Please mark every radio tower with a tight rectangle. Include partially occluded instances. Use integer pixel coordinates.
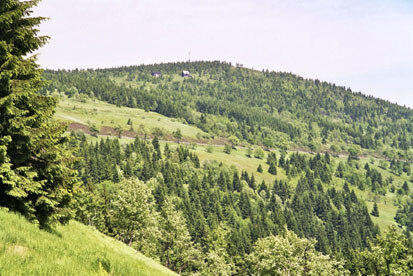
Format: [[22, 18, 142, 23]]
[[188, 51, 191, 62]]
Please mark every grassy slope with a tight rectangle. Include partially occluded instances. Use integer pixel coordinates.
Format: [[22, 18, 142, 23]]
[[0, 208, 176, 276], [55, 97, 286, 183], [357, 159, 410, 230], [185, 144, 289, 184], [55, 96, 207, 139]]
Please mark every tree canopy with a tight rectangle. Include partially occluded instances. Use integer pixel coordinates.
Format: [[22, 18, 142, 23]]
[[247, 229, 348, 276]]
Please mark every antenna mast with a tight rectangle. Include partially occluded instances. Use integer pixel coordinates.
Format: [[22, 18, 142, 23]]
[[188, 51, 191, 62]]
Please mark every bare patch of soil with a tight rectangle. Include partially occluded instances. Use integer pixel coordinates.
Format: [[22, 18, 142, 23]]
[[68, 123, 230, 147], [68, 123, 92, 135], [7, 245, 28, 256], [100, 126, 117, 136]]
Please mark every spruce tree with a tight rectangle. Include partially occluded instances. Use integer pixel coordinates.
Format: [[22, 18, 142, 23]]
[[0, 0, 77, 226], [268, 162, 277, 175], [402, 181, 409, 194], [371, 202, 379, 217]]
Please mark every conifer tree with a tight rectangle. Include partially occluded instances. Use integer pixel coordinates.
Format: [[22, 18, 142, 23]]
[[0, 0, 77, 226], [268, 162, 277, 175], [402, 181, 409, 194], [371, 202, 379, 217]]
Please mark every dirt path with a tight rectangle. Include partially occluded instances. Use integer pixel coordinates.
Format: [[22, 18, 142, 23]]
[[68, 122, 408, 162], [59, 115, 88, 125]]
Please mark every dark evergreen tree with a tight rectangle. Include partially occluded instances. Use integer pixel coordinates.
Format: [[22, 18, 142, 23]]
[[402, 181, 409, 194], [268, 162, 277, 175], [0, 0, 77, 226], [371, 202, 379, 217], [394, 201, 413, 231]]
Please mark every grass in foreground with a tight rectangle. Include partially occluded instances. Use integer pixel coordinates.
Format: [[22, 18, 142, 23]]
[[0, 208, 176, 276]]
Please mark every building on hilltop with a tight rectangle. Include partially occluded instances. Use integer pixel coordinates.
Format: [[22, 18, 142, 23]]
[[182, 70, 191, 77]]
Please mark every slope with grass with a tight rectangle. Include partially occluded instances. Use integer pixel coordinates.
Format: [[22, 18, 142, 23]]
[[0, 208, 176, 276], [55, 96, 209, 140]]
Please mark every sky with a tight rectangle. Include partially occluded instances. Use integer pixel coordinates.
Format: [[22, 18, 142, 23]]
[[33, 0, 413, 107]]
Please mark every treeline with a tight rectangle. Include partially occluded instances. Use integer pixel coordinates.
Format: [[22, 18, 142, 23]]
[[66, 133, 411, 274], [43, 61, 412, 159]]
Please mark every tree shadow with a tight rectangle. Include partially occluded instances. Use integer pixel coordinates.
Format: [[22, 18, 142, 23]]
[[40, 224, 63, 238]]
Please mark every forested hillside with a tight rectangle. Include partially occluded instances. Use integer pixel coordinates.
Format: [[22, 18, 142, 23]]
[[39, 61, 412, 274], [43, 61, 413, 160], [67, 132, 412, 275]]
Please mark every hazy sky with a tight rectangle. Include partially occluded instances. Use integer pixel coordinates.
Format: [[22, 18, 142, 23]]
[[33, 0, 413, 107]]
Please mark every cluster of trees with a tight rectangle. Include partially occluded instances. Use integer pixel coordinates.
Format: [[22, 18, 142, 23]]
[[42, 61, 412, 159], [389, 158, 412, 176], [347, 226, 412, 275], [69, 133, 390, 274], [247, 230, 348, 275], [395, 200, 413, 231], [334, 157, 412, 198]]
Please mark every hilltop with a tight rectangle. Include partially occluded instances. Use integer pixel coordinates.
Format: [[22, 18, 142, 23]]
[[43, 61, 412, 160]]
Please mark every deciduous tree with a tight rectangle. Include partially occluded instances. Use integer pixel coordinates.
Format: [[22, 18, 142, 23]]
[[248, 229, 348, 276], [109, 178, 160, 257], [159, 198, 204, 274], [350, 226, 413, 275], [173, 128, 182, 144]]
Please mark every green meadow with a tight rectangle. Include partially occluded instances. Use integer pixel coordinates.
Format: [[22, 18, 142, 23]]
[[0, 208, 176, 276], [55, 96, 208, 139]]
